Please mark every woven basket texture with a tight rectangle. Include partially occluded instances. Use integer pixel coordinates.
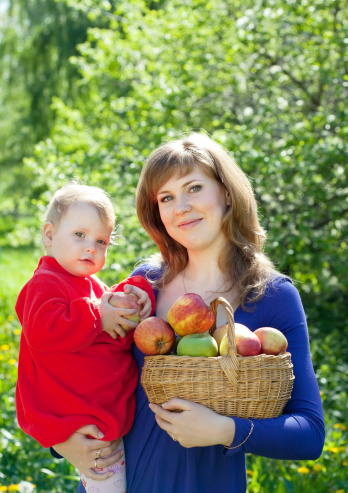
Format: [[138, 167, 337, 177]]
[[140, 297, 294, 419]]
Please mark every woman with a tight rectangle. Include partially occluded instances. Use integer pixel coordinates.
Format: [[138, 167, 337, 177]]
[[53, 133, 325, 493]]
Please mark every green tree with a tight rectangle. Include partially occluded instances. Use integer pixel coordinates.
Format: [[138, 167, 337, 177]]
[[22, 0, 347, 322]]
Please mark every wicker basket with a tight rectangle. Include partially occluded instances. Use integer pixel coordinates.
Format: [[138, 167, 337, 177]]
[[140, 297, 294, 419]]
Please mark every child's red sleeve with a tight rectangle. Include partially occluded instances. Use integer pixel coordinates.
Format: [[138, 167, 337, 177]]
[[110, 275, 156, 316]]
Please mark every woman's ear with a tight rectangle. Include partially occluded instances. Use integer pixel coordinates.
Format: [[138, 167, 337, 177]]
[[42, 221, 54, 247]]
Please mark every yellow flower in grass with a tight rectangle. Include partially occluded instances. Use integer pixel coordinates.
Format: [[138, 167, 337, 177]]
[[8, 485, 19, 491], [1, 345, 10, 351], [298, 466, 310, 474], [342, 461, 348, 466], [7, 315, 14, 322], [313, 464, 323, 472], [14, 329, 21, 336], [9, 359, 17, 365], [336, 490, 345, 493], [328, 446, 339, 453], [0, 487, 7, 492], [334, 423, 347, 431], [246, 469, 253, 476]]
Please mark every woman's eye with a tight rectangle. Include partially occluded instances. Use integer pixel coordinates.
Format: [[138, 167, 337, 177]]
[[159, 195, 173, 203], [75, 232, 84, 238]]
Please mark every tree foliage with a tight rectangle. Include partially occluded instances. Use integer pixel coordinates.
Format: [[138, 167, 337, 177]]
[[3, 0, 345, 330]]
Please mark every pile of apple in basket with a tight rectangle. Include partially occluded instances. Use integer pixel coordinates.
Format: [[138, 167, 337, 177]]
[[134, 293, 295, 419]]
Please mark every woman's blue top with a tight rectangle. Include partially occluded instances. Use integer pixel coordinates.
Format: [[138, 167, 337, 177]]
[[76, 265, 325, 493]]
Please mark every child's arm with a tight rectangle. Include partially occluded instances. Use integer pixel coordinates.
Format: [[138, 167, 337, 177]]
[[16, 274, 105, 353]]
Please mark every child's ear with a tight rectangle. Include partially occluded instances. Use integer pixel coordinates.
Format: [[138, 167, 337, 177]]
[[43, 221, 54, 247]]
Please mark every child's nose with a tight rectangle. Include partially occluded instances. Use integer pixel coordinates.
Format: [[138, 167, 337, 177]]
[[86, 242, 97, 254]]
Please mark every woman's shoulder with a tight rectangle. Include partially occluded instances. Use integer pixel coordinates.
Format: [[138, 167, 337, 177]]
[[264, 274, 302, 297], [130, 261, 164, 283], [257, 274, 304, 318]]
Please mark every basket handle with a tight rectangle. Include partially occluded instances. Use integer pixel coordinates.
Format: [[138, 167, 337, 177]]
[[210, 297, 240, 388]]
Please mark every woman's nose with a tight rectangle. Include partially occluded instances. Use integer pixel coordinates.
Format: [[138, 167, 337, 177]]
[[174, 195, 191, 215]]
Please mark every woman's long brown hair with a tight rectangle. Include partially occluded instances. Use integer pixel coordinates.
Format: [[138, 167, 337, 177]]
[[136, 133, 277, 309]]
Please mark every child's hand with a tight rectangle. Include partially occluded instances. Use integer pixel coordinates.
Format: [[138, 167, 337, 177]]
[[123, 283, 152, 320], [99, 293, 136, 339]]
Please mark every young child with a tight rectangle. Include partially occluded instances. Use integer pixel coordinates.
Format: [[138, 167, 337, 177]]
[[15, 184, 156, 493]]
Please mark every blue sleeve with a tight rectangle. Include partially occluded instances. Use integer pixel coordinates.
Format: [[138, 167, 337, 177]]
[[129, 263, 163, 287], [226, 278, 325, 460]]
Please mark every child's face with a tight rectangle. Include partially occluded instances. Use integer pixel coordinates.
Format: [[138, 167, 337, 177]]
[[43, 202, 113, 277]]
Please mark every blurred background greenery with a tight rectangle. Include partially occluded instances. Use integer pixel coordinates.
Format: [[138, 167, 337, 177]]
[[0, 0, 347, 491]]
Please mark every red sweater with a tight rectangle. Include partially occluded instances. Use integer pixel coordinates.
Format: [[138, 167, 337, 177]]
[[15, 256, 155, 448]]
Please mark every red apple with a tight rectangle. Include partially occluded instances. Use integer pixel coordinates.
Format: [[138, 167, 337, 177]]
[[108, 292, 141, 332], [254, 327, 288, 355], [167, 293, 215, 337], [220, 323, 261, 357], [134, 317, 176, 355]]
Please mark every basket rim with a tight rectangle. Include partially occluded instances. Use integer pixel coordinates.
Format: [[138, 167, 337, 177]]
[[143, 351, 293, 362]]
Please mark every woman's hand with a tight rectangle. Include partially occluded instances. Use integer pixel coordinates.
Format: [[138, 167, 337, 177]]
[[52, 425, 123, 480], [149, 398, 236, 448]]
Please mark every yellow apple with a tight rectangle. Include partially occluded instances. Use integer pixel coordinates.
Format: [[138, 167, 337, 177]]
[[254, 327, 288, 355], [213, 323, 228, 351]]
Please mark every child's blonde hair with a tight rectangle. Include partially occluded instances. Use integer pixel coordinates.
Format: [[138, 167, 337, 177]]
[[45, 183, 116, 229]]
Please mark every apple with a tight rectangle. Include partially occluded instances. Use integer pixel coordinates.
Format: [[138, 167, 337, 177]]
[[213, 323, 228, 349], [108, 292, 141, 332], [220, 323, 261, 357], [254, 327, 288, 355], [177, 333, 218, 357], [167, 293, 215, 337], [134, 317, 176, 355]]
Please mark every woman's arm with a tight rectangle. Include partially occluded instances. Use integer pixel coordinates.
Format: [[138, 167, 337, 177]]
[[232, 279, 325, 460], [149, 278, 325, 460]]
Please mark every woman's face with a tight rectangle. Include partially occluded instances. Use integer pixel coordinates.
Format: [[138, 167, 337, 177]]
[[156, 166, 230, 255]]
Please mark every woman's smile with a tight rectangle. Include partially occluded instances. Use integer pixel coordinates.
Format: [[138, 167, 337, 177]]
[[178, 218, 203, 228]]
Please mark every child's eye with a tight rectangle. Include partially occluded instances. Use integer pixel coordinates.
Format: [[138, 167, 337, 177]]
[[97, 239, 107, 245], [75, 232, 85, 238], [189, 185, 202, 193]]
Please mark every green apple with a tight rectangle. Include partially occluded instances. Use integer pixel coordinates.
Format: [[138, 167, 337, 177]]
[[177, 332, 218, 357]]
